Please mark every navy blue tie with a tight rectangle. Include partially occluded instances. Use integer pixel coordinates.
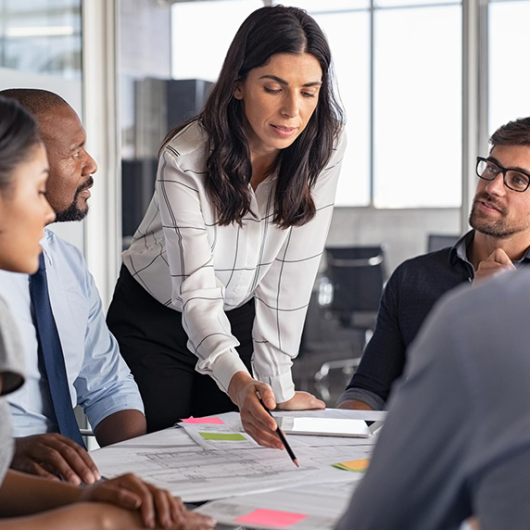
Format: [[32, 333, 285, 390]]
[[29, 253, 85, 448]]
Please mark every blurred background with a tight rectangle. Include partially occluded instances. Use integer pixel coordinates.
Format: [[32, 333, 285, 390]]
[[1, 0, 529, 404]]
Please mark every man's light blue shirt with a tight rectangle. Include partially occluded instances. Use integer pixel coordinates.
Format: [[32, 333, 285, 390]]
[[0, 228, 144, 437]]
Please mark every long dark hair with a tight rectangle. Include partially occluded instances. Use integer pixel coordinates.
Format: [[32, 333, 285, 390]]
[[163, 5, 344, 228], [0, 96, 41, 194]]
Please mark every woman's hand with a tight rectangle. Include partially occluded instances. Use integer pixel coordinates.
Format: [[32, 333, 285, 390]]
[[228, 372, 283, 449], [80, 473, 208, 529], [276, 391, 325, 411]]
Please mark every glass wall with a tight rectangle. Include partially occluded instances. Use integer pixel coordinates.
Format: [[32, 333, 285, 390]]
[[172, 0, 263, 82], [488, 0, 530, 135], [0, 0, 82, 80], [0, 0, 84, 249], [273, 0, 462, 208], [374, 3, 461, 208]]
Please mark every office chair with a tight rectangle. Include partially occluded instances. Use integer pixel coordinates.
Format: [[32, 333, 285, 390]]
[[427, 234, 460, 253], [313, 246, 386, 401]]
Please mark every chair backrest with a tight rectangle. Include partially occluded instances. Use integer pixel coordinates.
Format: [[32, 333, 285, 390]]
[[325, 246, 385, 315], [427, 234, 460, 253]]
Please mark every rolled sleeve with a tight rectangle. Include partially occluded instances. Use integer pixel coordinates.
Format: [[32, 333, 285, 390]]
[[75, 269, 144, 429], [336, 388, 385, 411], [83, 373, 144, 429]]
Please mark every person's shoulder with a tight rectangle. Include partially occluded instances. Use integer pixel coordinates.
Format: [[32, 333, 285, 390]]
[[44, 229, 89, 279], [391, 247, 453, 283], [45, 229, 85, 261], [163, 120, 209, 161]]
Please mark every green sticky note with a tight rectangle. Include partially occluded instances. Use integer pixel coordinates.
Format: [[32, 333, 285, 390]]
[[199, 432, 247, 441]]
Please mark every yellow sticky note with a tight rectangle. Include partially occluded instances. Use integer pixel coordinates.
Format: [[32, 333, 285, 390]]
[[334, 458, 370, 472]]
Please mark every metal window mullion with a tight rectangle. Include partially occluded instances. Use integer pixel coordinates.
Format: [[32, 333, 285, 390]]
[[370, 0, 375, 206], [478, 0, 489, 149], [461, 0, 482, 233]]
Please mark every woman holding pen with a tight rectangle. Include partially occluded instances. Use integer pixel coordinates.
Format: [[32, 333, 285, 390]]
[[107, 5, 346, 448]]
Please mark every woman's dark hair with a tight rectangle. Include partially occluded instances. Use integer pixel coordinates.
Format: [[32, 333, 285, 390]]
[[0, 96, 41, 194], [163, 5, 344, 228]]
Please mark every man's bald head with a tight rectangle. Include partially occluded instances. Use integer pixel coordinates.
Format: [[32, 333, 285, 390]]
[[0, 88, 70, 119], [0, 88, 97, 222]]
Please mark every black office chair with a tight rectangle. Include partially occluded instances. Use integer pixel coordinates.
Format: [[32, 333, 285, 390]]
[[427, 234, 460, 253], [313, 246, 386, 401]]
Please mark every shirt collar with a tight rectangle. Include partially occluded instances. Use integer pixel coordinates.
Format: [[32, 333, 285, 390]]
[[450, 230, 474, 266], [450, 229, 530, 268]]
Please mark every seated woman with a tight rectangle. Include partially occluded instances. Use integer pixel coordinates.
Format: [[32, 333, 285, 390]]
[[0, 96, 214, 530]]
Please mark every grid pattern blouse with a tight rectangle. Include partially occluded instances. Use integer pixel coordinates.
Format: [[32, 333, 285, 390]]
[[123, 121, 346, 402]]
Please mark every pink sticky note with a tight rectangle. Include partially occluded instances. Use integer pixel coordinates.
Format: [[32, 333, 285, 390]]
[[235, 508, 307, 528], [180, 416, 225, 425]]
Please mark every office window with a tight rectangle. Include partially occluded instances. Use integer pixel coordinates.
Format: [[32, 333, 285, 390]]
[[314, 11, 371, 206], [276, 0, 369, 9], [274, 1, 462, 208], [488, 0, 530, 135], [172, 0, 263, 82], [273, 2, 371, 207], [374, 4, 462, 208], [0, 0, 82, 80], [375, 0, 456, 6]]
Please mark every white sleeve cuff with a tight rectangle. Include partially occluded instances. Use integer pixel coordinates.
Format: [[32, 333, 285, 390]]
[[207, 349, 251, 393], [256, 370, 296, 404]]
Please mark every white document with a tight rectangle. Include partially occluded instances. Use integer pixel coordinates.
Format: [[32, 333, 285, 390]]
[[196, 481, 360, 530], [180, 422, 259, 451], [91, 411, 374, 503]]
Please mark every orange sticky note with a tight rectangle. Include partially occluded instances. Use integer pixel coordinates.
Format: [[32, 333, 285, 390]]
[[180, 416, 225, 425], [236, 508, 307, 528], [336, 458, 370, 472]]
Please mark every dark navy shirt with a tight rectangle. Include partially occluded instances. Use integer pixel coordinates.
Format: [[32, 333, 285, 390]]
[[337, 230, 530, 409]]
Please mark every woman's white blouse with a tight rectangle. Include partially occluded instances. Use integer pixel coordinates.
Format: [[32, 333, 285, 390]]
[[123, 121, 346, 403]]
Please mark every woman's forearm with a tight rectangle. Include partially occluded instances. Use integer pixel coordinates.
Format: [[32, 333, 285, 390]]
[[0, 470, 81, 516]]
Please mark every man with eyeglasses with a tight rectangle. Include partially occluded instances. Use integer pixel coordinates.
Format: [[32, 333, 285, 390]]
[[337, 116, 530, 411]]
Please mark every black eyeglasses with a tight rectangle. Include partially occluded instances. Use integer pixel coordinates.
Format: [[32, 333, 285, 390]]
[[476, 156, 530, 193]]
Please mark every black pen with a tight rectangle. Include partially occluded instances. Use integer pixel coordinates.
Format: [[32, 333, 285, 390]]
[[259, 398, 299, 468]]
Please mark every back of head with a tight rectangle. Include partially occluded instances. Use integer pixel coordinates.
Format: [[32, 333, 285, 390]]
[[490, 117, 530, 149], [0, 88, 70, 122], [0, 96, 41, 193]]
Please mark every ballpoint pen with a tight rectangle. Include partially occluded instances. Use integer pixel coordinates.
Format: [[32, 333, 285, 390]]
[[259, 398, 299, 468]]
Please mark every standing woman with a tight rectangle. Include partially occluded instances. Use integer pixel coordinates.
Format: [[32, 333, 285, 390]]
[[0, 96, 214, 530], [108, 5, 346, 446]]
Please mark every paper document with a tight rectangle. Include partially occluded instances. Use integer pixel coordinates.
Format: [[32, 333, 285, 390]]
[[180, 422, 259, 450], [92, 412, 374, 503], [196, 481, 359, 529]]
